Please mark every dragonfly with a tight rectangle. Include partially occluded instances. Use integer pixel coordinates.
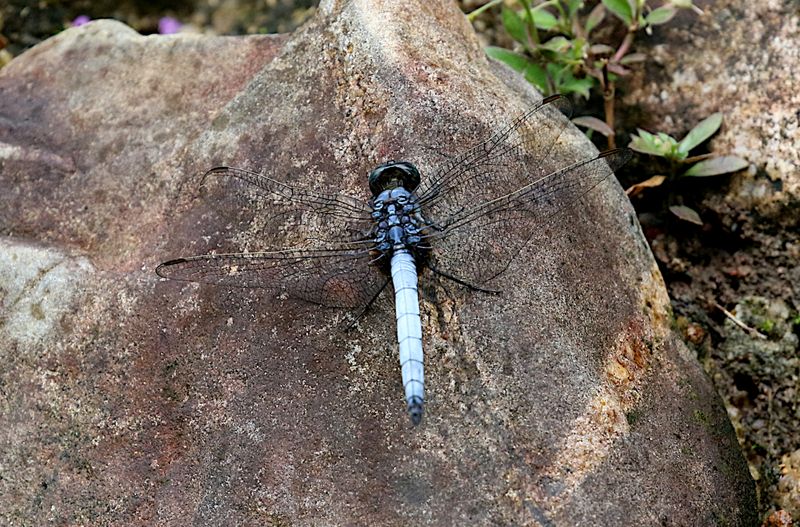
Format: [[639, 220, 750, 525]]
[[156, 94, 632, 425]]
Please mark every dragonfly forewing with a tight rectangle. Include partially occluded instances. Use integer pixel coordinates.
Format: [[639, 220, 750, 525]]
[[416, 95, 573, 215], [423, 149, 633, 286]]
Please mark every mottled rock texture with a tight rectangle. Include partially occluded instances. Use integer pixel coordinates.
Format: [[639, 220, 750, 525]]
[[0, 0, 755, 525], [625, 0, 799, 200]]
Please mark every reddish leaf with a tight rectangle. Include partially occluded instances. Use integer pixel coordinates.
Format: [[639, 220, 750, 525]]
[[625, 175, 666, 196], [572, 116, 614, 137]]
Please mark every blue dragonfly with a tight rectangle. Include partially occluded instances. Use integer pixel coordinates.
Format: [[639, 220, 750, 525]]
[[156, 95, 632, 425]]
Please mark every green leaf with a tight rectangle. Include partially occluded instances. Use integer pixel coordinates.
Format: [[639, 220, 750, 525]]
[[540, 36, 571, 53], [656, 132, 674, 144], [547, 62, 565, 84], [677, 113, 723, 155], [485, 47, 530, 72], [602, 0, 633, 25], [645, 5, 676, 25], [683, 156, 748, 176], [502, 7, 528, 46], [629, 137, 665, 157], [531, 8, 559, 31], [669, 205, 703, 225], [628, 129, 673, 157], [572, 116, 614, 136], [565, 0, 583, 17], [559, 77, 595, 99], [524, 63, 549, 92], [585, 3, 605, 34]]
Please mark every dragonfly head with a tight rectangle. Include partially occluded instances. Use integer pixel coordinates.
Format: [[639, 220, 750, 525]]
[[368, 161, 420, 196]]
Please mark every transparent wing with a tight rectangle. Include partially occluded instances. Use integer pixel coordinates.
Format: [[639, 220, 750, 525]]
[[422, 149, 633, 285], [415, 95, 573, 213], [156, 247, 389, 308], [158, 166, 385, 308], [201, 166, 373, 243]]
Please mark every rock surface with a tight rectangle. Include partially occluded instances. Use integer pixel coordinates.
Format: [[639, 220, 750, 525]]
[[0, 1, 756, 525]]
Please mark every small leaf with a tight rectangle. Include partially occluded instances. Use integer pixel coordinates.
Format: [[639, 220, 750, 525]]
[[524, 63, 549, 92], [661, 133, 682, 158], [502, 7, 528, 46], [645, 5, 676, 25], [485, 47, 530, 72], [628, 129, 676, 157], [619, 52, 647, 64], [625, 175, 667, 196], [565, 0, 583, 16], [677, 113, 723, 155], [546, 62, 565, 84], [607, 63, 631, 76], [683, 156, 748, 176], [540, 36, 571, 53], [572, 116, 614, 137], [531, 8, 560, 31], [629, 139, 665, 157], [590, 44, 615, 55], [669, 205, 703, 225], [602, 0, 633, 25], [563, 38, 587, 63], [585, 3, 606, 34], [559, 77, 595, 99]]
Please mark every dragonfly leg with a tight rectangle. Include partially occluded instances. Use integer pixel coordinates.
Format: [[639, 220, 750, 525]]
[[428, 264, 501, 294], [344, 278, 391, 332]]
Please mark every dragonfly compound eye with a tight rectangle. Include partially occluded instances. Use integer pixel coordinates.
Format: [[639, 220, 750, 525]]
[[368, 161, 421, 195]]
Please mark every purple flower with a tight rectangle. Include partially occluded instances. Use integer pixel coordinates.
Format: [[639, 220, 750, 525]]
[[158, 17, 182, 35], [72, 15, 91, 27]]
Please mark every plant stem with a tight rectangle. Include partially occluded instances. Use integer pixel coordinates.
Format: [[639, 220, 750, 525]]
[[519, 0, 540, 45], [466, 0, 504, 22], [612, 30, 635, 63], [601, 63, 616, 149], [682, 153, 715, 164]]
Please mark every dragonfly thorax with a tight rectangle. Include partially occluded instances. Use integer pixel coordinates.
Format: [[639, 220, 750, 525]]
[[371, 186, 425, 254]]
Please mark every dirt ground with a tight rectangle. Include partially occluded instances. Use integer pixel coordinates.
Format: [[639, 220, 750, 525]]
[[3, 0, 796, 522]]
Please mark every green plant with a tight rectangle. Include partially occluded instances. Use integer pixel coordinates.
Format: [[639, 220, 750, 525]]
[[469, 0, 702, 148], [626, 113, 748, 224]]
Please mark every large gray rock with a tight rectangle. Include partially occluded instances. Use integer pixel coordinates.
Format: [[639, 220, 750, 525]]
[[0, 1, 755, 525]]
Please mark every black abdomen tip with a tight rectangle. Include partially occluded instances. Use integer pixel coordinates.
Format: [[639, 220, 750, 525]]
[[408, 397, 424, 425]]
